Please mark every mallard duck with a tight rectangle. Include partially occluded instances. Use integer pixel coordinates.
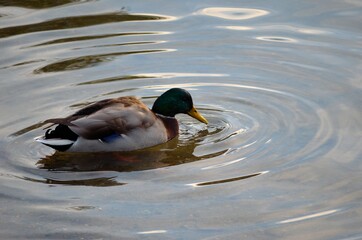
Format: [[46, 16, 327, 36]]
[[35, 88, 208, 152]]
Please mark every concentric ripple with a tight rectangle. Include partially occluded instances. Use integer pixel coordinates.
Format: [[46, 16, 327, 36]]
[[49, 83, 328, 167], [139, 82, 334, 174], [5, 81, 335, 186]]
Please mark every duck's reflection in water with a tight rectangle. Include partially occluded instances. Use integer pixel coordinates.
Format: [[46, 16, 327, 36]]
[[37, 137, 226, 172]]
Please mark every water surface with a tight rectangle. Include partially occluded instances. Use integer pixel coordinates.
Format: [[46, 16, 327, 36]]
[[0, 0, 361, 239]]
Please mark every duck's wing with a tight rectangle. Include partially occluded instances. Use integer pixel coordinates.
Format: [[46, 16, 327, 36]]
[[44, 97, 157, 139]]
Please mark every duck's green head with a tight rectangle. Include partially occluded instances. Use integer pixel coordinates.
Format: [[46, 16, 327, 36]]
[[152, 88, 208, 124]]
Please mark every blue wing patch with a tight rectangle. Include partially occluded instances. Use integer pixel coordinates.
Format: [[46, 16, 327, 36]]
[[101, 133, 121, 143]]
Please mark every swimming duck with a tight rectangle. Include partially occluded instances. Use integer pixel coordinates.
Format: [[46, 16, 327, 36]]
[[35, 88, 208, 152]]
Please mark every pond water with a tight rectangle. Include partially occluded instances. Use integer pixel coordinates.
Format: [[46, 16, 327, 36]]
[[0, 0, 361, 239]]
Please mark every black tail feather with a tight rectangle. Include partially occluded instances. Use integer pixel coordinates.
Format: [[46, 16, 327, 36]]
[[45, 124, 78, 141]]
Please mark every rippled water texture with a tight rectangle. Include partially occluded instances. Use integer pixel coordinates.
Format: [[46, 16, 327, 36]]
[[1, 1, 361, 239]]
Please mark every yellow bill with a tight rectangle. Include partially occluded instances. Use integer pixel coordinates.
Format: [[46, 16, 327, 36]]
[[187, 106, 208, 124]]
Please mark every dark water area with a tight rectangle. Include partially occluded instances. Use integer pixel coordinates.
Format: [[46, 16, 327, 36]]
[[0, 0, 361, 239]]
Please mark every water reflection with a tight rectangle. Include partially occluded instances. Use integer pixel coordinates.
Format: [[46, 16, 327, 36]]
[[221, 26, 254, 31], [256, 36, 297, 43], [137, 230, 167, 235], [29, 31, 170, 47], [187, 171, 268, 187], [77, 75, 155, 85], [67, 205, 99, 211], [277, 209, 340, 224], [222, 25, 328, 35], [34, 49, 173, 73], [0, 12, 171, 38], [199, 7, 269, 20], [78, 72, 227, 85], [1, 0, 84, 9], [22, 175, 123, 187]]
